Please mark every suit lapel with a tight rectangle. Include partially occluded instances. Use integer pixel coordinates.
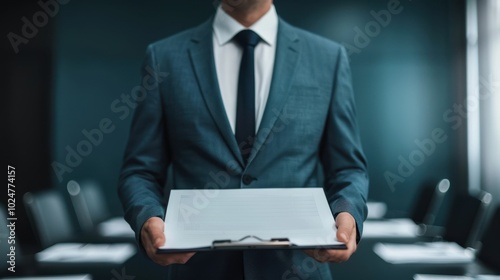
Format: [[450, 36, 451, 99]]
[[188, 19, 245, 166], [247, 19, 301, 164]]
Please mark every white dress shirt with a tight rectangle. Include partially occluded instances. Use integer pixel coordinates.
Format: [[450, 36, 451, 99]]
[[212, 5, 278, 133]]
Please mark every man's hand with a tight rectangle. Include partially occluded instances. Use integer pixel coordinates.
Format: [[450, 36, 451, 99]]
[[305, 212, 358, 263], [141, 217, 195, 266]]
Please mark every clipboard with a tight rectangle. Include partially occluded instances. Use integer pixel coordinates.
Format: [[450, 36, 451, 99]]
[[157, 235, 347, 253], [156, 188, 348, 253]]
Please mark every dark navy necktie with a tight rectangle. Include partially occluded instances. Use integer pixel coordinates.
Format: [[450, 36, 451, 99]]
[[234, 30, 261, 162]]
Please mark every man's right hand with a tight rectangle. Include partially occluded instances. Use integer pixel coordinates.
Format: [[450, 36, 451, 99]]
[[140, 217, 195, 266]]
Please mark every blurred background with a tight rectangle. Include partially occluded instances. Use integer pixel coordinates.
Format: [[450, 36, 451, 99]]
[[2, 0, 499, 279]]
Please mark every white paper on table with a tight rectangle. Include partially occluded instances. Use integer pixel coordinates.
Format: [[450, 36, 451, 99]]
[[374, 241, 475, 264], [97, 217, 135, 238], [367, 201, 387, 219], [35, 243, 136, 264], [159, 188, 344, 251], [0, 275, 92, 280], [414, 275, 500, 280], [413, 275, 474, 280], [474, 276, 500, 280], [363, 218, 419, 238]]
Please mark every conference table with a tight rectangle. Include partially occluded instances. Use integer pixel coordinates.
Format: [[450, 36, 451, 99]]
[[331, 237, 497, 280], [3, 233, 497, 280]]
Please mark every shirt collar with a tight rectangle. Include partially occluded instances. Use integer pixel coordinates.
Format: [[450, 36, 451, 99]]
[[213, 4, 278, 46]]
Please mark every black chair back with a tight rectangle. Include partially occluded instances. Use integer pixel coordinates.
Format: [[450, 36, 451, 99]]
[[23, 190, 75, 248], [411, 178, 450, 225], [67, 180, 110, 232], [443, 191, 491, 248]]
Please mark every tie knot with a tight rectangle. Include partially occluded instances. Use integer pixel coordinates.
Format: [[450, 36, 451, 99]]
[[234, 30, 261, 48]]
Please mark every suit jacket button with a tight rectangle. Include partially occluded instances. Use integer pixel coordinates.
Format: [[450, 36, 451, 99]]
[[242, 175, 255, 185]]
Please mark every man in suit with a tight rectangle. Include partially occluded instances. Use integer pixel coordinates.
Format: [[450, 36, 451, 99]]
[[118, 0, 369, 279]]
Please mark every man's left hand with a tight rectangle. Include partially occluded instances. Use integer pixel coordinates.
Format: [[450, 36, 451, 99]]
[[305, 212, 357, 263]]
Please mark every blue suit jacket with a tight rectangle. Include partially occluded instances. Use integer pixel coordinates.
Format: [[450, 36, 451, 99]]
[[118, 17, 369, 280]]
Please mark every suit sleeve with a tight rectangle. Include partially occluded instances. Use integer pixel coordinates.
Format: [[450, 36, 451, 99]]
[[321, 46, 369, 242], [117, 44, 169, 247]]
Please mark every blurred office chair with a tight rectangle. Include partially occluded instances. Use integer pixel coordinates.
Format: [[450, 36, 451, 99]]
[[373, 192, 491, 265], [476, 205, 499, 273], [408, 178, 451, 237], [21, 190, 135, 278], [363, 179, 450, 239], [23, 190, 136, 273], [66, 180, 109, 232], [441, 191, 492, 249], [411, 178, 450, 226], [2, 203, 92, 279], [67, 180, 134, 239], [23, 190, 75, 248]]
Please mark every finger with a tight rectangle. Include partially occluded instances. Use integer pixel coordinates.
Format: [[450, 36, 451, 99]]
[[335, 213, 355, 244], [152, 251, 197, 266], [141, 218, 165, 259], [141, 218, 197, 266], [332, 228, 357, 262], [316, 242, 356, 262], [144, 217, 165, 248], [305, 248, 348, 263], [304, 249, 330, 263], [304, 214, 358, 263], [176, 252, 196, 264]]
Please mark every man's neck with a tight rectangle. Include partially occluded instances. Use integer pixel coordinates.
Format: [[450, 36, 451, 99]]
[[221, 1, 272, 27]]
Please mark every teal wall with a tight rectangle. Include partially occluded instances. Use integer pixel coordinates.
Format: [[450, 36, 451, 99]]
[[52, 0, 465, 219]]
